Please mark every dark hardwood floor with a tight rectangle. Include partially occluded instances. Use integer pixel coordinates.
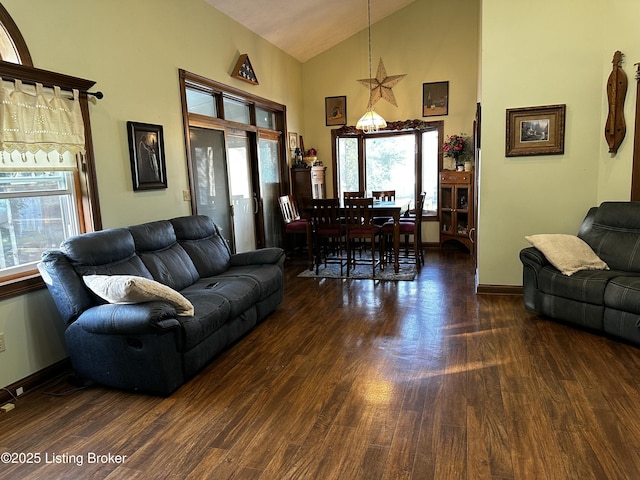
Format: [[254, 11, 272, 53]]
[[2, 247, 640, 479]]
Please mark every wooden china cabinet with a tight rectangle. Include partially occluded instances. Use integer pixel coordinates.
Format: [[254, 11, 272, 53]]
[[439, 170, 474, 252], [290, 167, 312, 208]]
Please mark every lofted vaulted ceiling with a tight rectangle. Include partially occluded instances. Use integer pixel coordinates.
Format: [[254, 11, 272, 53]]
[[203, 0, 416, 63]]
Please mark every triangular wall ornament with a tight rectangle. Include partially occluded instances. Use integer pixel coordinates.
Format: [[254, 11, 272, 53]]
[[231, 54, 259, 85]]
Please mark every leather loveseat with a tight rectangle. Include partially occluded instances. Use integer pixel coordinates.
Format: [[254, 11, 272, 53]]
[[520, 202, 640, 346], [38, 215, 285, 395]]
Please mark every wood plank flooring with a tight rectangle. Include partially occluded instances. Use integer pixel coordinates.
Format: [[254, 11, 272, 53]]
[[3, 247, 640, 479]]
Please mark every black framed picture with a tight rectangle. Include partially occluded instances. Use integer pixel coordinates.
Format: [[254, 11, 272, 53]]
[[325, 96, 347, 126], [127, 121, 167, 190], [422, 81, 449, 117]]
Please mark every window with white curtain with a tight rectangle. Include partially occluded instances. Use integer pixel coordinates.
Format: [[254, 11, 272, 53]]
[[0, 5, 101, 298], [0, 79, 85, 277]]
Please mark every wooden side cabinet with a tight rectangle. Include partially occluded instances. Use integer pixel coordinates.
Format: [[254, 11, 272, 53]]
[[439, 170, 474, 252], [291, 167, 312, 208]]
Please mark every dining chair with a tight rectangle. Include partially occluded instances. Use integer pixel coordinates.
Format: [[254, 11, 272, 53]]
[[371, 190, 396, 202], [343, 191, 365, 200], [382, 192, 425, 270], [343, 197, 384, 277], [278, 195, 311, 261], [310, 198, 346, 275], [371, 190, 396, 225]]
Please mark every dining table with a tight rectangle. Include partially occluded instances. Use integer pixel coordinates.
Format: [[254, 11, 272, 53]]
[[368, 197, 412, 273], [304, 197, 412, 274]]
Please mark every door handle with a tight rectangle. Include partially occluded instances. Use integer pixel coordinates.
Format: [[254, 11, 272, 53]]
[[253, 193, 259, 214]]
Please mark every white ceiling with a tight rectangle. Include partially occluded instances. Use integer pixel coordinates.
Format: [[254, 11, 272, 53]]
[[204, 0, 416, 63]]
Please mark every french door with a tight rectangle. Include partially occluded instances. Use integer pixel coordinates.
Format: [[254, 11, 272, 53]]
[[180, 70, 287, 253], [188, 125, 282, 253]]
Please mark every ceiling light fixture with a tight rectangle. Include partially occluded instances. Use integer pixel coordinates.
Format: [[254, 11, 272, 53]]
[[355, 0, 387, 133]]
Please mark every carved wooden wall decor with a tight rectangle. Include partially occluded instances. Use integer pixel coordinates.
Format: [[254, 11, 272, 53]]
[[605, 50, 627, 154], [631, 62, 640, 200]]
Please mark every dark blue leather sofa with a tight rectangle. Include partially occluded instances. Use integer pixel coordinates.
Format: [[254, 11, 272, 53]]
[[520, 202, 640, 346], [38, 215, 285, 395]]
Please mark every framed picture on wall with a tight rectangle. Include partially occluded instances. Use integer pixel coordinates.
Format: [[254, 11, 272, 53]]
[[505, 104, 566, 156], [288, 132, 298, 151], [422, 81, 449, 116], [127, 121, 168, 190], [325, 96, 347, 126]]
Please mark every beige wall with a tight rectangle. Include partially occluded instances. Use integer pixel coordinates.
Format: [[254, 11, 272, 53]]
[[301, 0, 480, 243], [479, 0, 640, 287], [0, 0, 303, 388], [301, 0, 480, 192]]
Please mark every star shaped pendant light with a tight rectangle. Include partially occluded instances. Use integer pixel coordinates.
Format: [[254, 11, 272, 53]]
[[358, 58, 406, 107]]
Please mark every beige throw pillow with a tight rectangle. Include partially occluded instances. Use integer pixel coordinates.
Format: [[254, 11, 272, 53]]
[[525, 234, 609, 276], [83, 275, 194, 316]]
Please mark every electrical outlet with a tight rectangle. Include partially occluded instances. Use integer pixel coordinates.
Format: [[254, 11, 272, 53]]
[[0, 332, 5, 353], [182, 190, 191, 201]]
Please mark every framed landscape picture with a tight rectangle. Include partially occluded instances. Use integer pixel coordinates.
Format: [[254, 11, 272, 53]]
[[505, 104, 566, 156], [422, 81, 449, 117]]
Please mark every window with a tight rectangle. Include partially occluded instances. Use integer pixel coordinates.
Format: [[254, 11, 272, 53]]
[[0, 7, 101, 298], [332, 120, 443, 214], [0, 171, 80, 276]]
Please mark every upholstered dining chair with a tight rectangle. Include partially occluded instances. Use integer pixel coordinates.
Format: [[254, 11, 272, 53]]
[[310, 198, 346, 275], [278, 195, 310, 260], [343, 197, 384, 277], [382, 192, 425, 270]]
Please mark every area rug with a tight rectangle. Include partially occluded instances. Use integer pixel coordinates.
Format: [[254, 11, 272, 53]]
[[297, 261, 416, 281]]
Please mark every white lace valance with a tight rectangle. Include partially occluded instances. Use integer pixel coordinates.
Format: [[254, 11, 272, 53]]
[[0, 79, 85, 170]]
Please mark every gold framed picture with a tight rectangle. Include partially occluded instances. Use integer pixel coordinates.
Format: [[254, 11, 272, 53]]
[[505, 104, 566, 157]]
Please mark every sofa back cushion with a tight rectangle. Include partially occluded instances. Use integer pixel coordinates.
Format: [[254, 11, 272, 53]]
[[170, 215, 232, 277], [579, 202, 640, 273], [128, 220, 200, 291], [62, 228, 152, 278]]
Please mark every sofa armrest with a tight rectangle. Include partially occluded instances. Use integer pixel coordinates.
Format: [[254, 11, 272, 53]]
[[230, 247, 285, 268], [519, 246, 551, 271], [74, 302, 182, 335]]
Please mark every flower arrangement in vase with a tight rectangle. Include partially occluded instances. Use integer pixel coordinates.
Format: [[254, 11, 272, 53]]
[[443, 134, 472, 170]]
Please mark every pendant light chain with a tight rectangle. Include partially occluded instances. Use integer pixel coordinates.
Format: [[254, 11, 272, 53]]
[[367, 0, 373, 110]]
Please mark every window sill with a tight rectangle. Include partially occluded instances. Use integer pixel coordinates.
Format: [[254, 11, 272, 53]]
[[0, 272, 45, 300]]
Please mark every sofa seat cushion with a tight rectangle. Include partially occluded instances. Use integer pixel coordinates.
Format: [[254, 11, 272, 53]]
[[182, 277, 260, 320], [537, 266, 622, 304], [216, 265, 283, 301], [177, 294, 231, 351], [604, 276, 640, 315]]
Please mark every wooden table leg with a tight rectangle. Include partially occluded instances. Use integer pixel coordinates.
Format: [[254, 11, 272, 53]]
[[393, 211, 400, 273], [306, 221, 313, 270]]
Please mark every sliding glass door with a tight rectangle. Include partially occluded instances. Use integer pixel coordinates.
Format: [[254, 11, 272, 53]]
[[180, 70, 288, 253], [258, 136, 282, 248], [227, 134, 256, 253], [189, 126, 233, 247]]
